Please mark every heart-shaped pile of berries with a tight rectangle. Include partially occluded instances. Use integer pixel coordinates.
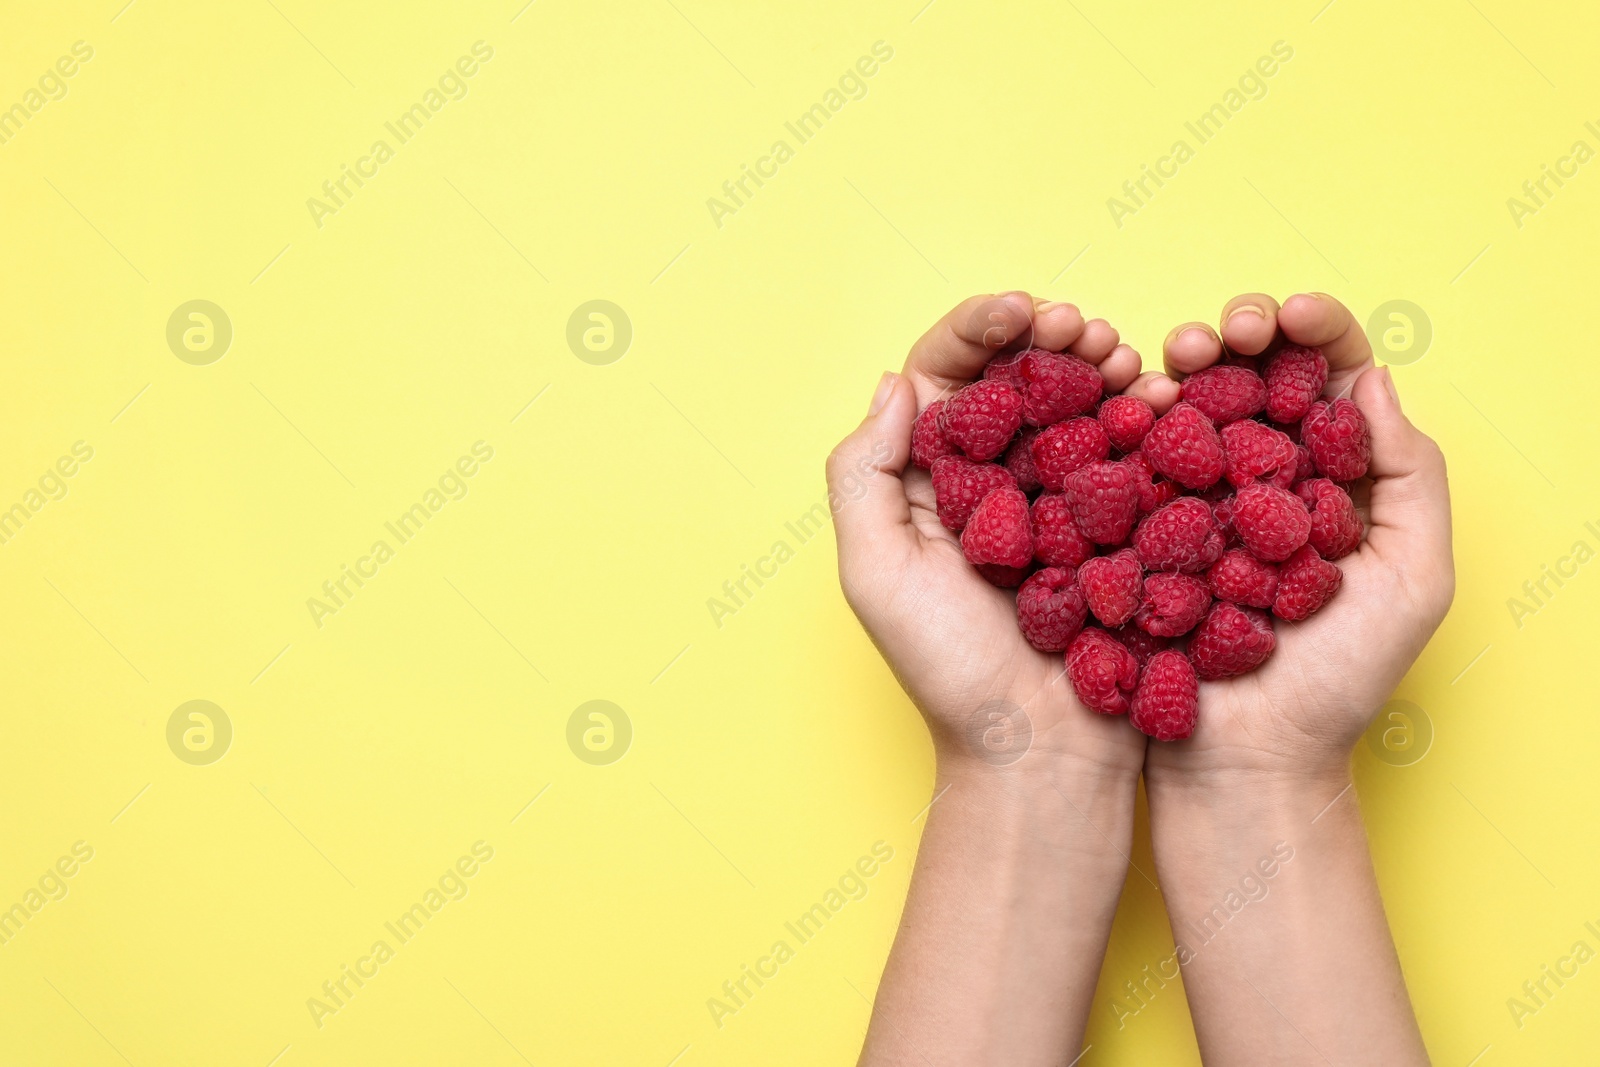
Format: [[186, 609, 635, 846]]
[[911, 345, 1369, 741]]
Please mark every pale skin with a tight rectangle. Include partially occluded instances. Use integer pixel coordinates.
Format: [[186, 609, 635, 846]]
[[826, 291, 1452, 1065]]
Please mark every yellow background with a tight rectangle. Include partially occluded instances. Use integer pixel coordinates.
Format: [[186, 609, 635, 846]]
[[1, 0, 1596, 1063]]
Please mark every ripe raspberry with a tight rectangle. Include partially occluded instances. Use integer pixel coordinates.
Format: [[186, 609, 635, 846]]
[[1180, 365, 1267, 424], [982, 350, 1026, 388], [1109, 623, 1167, 667], [1064, 461, 1139, 544], [1142, 402, 1224, 490], [1230, 483, 1311, 562], [1099, 395, 1155, 452], [1189, 602, 1276, 680], [1210, 494, 1239, 547], [1293, 443, 1316, 483], [1066, 628, 1139, 716], [1263, 344, 1328, 423], [976, 563, 1030, 588], [940, 380, 1024, 462], [1031, 493, 1095, 568], [1206, 548, 1279, 608], [1122, 451, 1179, 515], [1003, 427, 1043, 493], [1136, 573, 1211, 637], [1273, 545, 1343, 620], [1079, 548, 1144, 627], [1302, 398, 1372, 482], [1016, 567, 1088, 651], [931, 456, 1016, 531], [1031, 417, 1110, 491], [1220, 420, 1299, 488], [1133, 497, 1224, 573], [1295, 478, 1363, 559], [1129, 649, 1199, 741], [911, 400, 958, 469], [1015, 349, 1103, 425], [961, 487, 1032, 568]]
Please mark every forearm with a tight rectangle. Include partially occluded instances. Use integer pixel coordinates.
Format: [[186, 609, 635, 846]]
[[860, 756, 1137, 1067], [1146, 767, 1427, 1065]]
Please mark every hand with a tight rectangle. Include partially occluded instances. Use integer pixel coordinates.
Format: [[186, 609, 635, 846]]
[[825, 291, 1148, 780], [1131, 291, 1455, 783]]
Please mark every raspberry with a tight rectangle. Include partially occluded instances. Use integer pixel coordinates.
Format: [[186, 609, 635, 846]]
[[1295, 478, 1363, 559], [1122, 451, 1179, 515], [1263, 344, 1328, 423], [1206, 548, 1279, 608], [1132, 497, 1224, 573], [1066, 628, 1139, 716], [1210, 494, 1239, 547], [982, 350, 1026, 388], [1220, 420, 1299, 488], [1003, 427, 1043, 493], [976, 563, 1030, 588], [940, 380, 1025, 462], [911, 400, 957, 469], [1189, 602, 1276, 680], [960, 487, 1032, 568], [1031, 417, 1110, 491], [1293, 443, 1316, 483], [1016, 566, 1088, 651], [1230, 483, 1311, 562], [1064, 461, 1138, 544], [931, 456, 1016, 531], [1180, 365, 1267, 424], [1273, 545, 1342, 620], [1031, 493, 1096, 568], [1109, 623, 1167, 667], [1302, 398, 1371, 482], [1099, 395, 1155, 452], [1136, 573, 1211, 637], [1015, 349, 1103, 425], [1142, 402, 1224, 490], [1129, 649, 1199, 741], [1078, 548, 1143, 627]]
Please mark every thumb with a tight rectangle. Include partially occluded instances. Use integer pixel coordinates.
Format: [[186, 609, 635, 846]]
[[825, 371, 918, 582], [1355, 366, 1452, 572]]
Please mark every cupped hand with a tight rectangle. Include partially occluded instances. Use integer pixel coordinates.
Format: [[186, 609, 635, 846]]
[[826, 292, 1148, 778], [1131, 292, 1455, 780]]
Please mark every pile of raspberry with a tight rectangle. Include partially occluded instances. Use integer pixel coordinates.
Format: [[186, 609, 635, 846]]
[[911, 345, 1369, 742]]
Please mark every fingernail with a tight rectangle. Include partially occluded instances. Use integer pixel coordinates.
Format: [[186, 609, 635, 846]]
[[869, 371, 898, 416], [1179, 327, 1210, 345], [1227, 305, 1265, 323]]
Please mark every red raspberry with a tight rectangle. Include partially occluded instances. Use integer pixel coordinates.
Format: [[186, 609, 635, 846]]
[[976, 563, 1030, 588], [931, 456, 1016, 531], [1031, 493, 1095, 568], [982, 350, 1026, 388], [1230, 483, 1311, 562], [1109, 623, 1167, 667], [1122, 451, 1178, 515], [960, 487, 1032, 568], [1220, 420, 1299, 488], [1066, 628, 1139, 716], [1293, 442, 1316, 483], [1136, 573, 1211, 637], [1079, 548, 1144, 627], [1210, 494, 1239, 547], [1302, 398, 1371, 482], [1263, 344, 1328, 423], [1206, 548, 1279, 608], [1064, 461, 1138, 544], [1141, 402, 1224, 490], [1016, 566, 1088, 651], [1132, 497, 1224, 573], [1295, 478, 1363, 559], [1015, 349, 1103, 425], [911, 400, 957, 469], [940, 380, 1024, 462], [1003, 427, 1043, 493], [1189, 602, 1276, 680], [1099, 395, 1155, 452], [1273, 545, 1342, 620], [1129, 649, 1199, 741], [1180, 365, 1267, 424], [1031, 417, 1110, 491]]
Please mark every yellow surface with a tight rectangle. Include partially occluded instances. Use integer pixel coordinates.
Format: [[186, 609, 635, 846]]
[[1, 1, 1596, 1063]]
